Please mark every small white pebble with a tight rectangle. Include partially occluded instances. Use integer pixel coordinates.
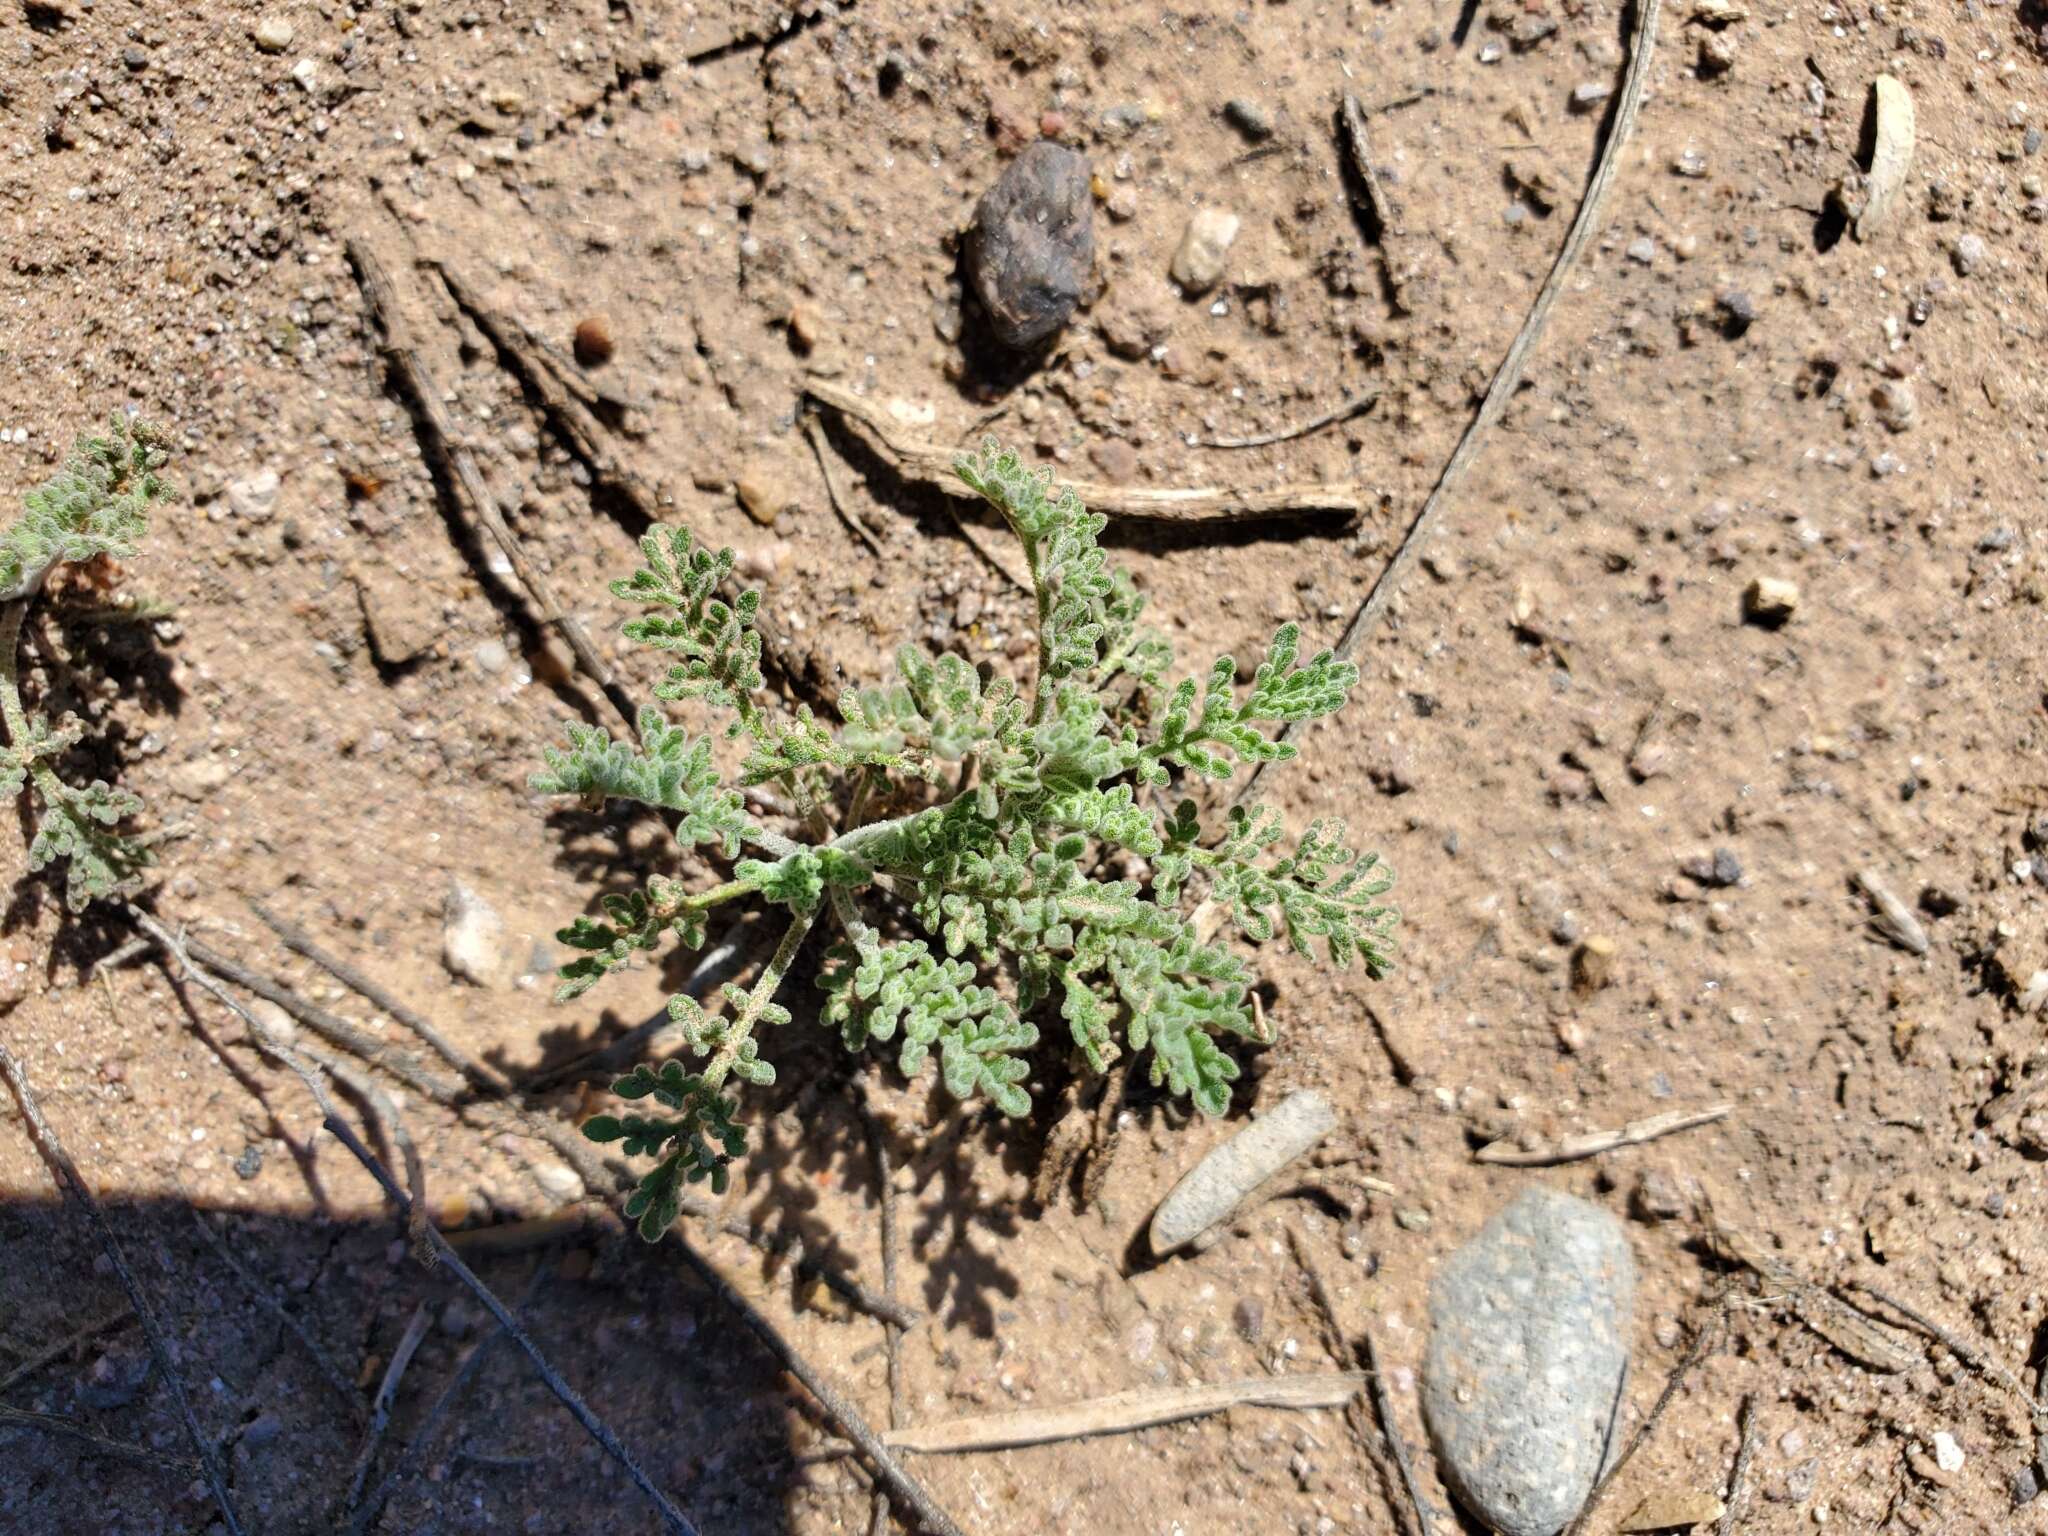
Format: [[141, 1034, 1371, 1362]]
[[1932, 1431, 1964, 1473]]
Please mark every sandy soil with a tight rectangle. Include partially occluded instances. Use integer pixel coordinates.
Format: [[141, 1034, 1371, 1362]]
[[2, 1, 2047, 1533]]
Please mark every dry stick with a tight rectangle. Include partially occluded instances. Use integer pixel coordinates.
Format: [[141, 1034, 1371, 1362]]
[[813, 1374, 1369, 1457], [1563, 1292, 1725, 1536], [1190, 391, 1382, 451], [804, 380, 1368, 523], [805, 413, 887, 561], [0, 1402, 200, 1475], [344, 1301, 433, 1515], [132, 910, 434, 1262], [130, 916, 698, 1536], [1844, 1282, 2027, 1396], [346, 238, 639, 731], [320, 1112, 703, 1536], [248, 899, 514, 1097], [346, 1267, 550, 1536], [181, 932, 462, 1105], [867, 1108, 907, 1536], [427, 257, 831, 709], [1718, 1394, 1759, 1536], [1473, 1103, 1734, 1166], [1338, 93, 1399, 248], [235, 907, 917, 1328], [182, 1201, 369, 1428], [1238, 0, 1663, 805], [0, 1043, 247, 1535], [0, 1307, 133, 1396], [665, 1238, 965, 1536], [1287, 1227, 1435, 1536]]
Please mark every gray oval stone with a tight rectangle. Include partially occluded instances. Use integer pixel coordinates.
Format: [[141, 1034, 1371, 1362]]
[[1422, 1187, 1635, 1536]]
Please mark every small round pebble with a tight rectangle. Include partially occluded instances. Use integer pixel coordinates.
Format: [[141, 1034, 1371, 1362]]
[[573, 315, 615, 367]]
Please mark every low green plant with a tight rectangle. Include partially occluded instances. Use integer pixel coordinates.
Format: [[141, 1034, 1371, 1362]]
[[537, 442, 1395, 1239], [0, 416, 169, 911]]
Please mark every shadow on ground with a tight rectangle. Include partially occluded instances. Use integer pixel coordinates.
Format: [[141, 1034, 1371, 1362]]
[[0, 1194, 815, 1536]]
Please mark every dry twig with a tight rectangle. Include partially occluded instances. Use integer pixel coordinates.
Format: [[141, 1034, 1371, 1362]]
[[1564, 1294, 1725, 1536], [1189, 391, 1382, 451], [1338, 93, 1399, 246], [0, 1042, 247, 1535], [0, 1307, 133, 1397], [251, 898, 514, 1097], [866, 1103, 908, 1536], [1474, 1103, 1733, 1166], [347, 239, 639, 730], [0, 1402, 199, 1475], [428, 255, 835, 709], [1286, 1226, 1435, 1536], [1238, 0, 1664, 803], [1719, 1394, 1759, 1536], [345, 1267, 549, 1536], [805, 379, 1367, 523], [805, 413, 886, 561], [321, 1113, 703, 1535], [344, 1301, 433, 1515], [816, 1373, 1367, 1457]]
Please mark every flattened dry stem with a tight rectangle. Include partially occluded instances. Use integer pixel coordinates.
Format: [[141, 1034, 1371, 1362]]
[[805, 379, 1368, 523], [1474, 1102, 1733, 1166]]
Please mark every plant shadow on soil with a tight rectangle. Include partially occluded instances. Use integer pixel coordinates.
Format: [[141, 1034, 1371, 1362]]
[[0, 1192, 813, 1536]]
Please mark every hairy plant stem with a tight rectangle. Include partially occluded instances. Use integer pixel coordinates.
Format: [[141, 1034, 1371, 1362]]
[[700, 907, 818, 1091]]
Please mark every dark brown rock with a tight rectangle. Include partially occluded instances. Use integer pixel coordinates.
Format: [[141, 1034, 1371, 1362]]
[[967, 142, 1094, 350]]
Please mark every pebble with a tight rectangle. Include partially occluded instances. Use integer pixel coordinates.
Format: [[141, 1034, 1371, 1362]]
[[1931, 1431, 1964, 1474], [2013, 1464, 2041, 1506], [1681, 847, 1743, 887], [966, 141, 1095, 350], [1422, 1188, 1635, 1536], [1148, 1089, 1338, 1255], [1872, 378, 1916, 432], [1716, 290, 1756, 336], [234, 1144, 264, 1180], [1779, 1428, 1808, 1457], [1571, 935, 1618, 995], [1089, 440, 1138, 482], [253, 16, 295, 53], [1951, 233, 1987, 276], [532, 1162, 585, 1202], [1743, 575, 1800, 626], [1223, 99, 1274, 141], [1698, 30, 1737, 74], [79, 1348, 152, 1410], [227, 467, 281, 522], [1630, 1166, 1689, 1221], [247, 998, 297, 1049], [1170, 207, 1241, 295], [290, 56, 319, 93], [1625, 236, 1656, 265], [241, 1412, 284, 1451], [442, 879, 517, 990], [573, 315, 615, 367], [735, 471, 789, 528], [1570, 81, 1613, 113], [474, 639, 510, 675]]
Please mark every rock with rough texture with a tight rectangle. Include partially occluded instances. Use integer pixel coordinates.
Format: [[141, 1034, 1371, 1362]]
[[442, 880, 517, 990], [1148, 1089, 1337, 1255], [1170, 208, 1240, 294], [967, 142, 1095, 350], [1422, 1187, 1636, 1536]]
